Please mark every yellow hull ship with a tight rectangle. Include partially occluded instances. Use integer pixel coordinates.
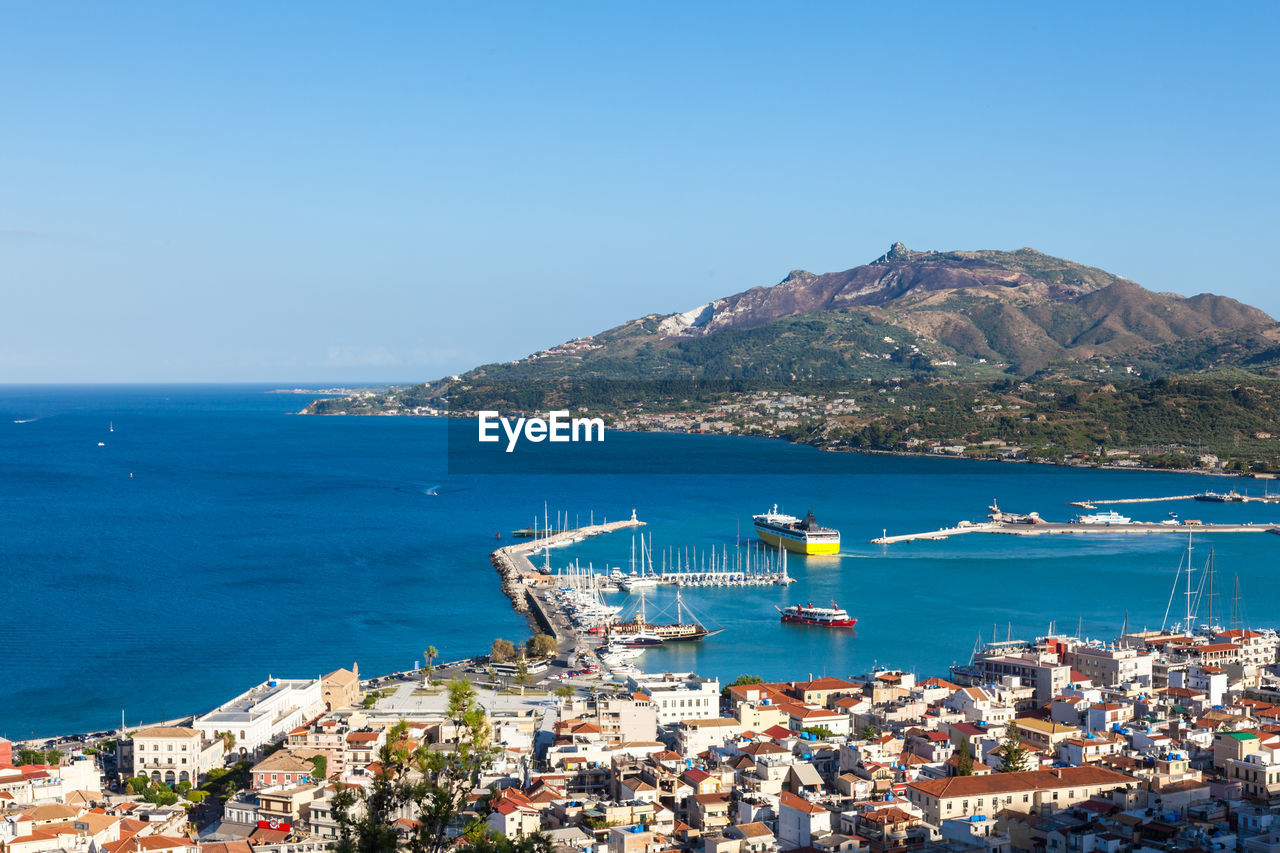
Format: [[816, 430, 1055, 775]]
[[753, 506, 841, 555]]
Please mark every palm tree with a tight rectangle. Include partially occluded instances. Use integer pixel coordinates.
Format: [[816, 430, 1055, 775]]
[[218, 731, 236, 754], [424, 645, 439, 683]]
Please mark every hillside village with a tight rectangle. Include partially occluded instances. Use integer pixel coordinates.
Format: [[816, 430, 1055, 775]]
[[9, 627, 1280, 853]]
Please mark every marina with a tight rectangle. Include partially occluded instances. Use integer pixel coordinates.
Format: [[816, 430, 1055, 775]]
[[490, 509, 812, 683]]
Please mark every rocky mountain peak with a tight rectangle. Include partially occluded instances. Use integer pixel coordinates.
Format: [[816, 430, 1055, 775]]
[[874, 241, 913, 264]]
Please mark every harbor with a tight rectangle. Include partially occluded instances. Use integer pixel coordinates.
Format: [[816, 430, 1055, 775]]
[[490, 509, 812, 682]]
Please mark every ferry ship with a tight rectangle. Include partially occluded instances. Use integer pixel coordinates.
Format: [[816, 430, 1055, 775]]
[[1194, 490, 1244, 503], [778, 601, 857, 628], [1072, 510, 1132, 525], [753, 506, 841, 555]]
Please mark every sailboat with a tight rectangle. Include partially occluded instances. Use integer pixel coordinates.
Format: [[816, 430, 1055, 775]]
[[607, 586, 722, 643]]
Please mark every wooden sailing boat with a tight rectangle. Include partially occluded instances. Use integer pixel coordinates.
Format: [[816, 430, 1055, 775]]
[[608, 583, 723, 643]]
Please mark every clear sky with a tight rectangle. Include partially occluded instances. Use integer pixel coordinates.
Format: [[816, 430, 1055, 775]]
[[3, 2, 1277, 383]]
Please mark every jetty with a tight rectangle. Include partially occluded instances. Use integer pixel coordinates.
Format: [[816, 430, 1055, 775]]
[[490, 512, 645, 646], [872, 519, 1280, 545], [1067, 495, 1197, 508], [1069, 492, 1280, 508]]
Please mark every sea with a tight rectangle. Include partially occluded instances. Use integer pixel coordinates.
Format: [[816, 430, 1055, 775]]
[[4, 384, 1280, 740]]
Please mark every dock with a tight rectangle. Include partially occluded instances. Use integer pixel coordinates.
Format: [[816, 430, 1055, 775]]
[[618, 571, 792, 589], [490, 513, 645, 647], [1067, 495, 1197, 508], [872, 519, 1280, 545], [1068, 493, 1280, 508]]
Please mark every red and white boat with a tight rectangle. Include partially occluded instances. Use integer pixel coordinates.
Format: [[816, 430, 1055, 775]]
[[777, 601, 857, 628]]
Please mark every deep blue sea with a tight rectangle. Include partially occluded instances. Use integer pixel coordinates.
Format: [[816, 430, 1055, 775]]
[[4, 385, 1280, 740]]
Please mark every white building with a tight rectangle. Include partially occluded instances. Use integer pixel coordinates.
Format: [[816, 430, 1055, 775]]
[[627, 673, 720, 726], [1170, 666, 1229, 707], [1067, 645, 1154, 688], [194, 677, 325, 755], [130, 726, 224, 785]]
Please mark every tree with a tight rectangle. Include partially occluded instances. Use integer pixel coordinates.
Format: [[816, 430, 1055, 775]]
[[859, 725, 880, 741], [16, 748, 46, 766], [334, 679, 498, 853], [515, 656, 530, 687], [423, 646, 439, 682], [143, 781, 178, 806], [310, 754, 328, 780], [217, 731, 236, 753], [526, 634, 557, 659], [996, 724, 1029, 773], [955, 738, 974, 776], [554, 685, 573, 700], [460, 831, 554, 853], [722, 674, 764, 699], [490, 638, 516, 663]]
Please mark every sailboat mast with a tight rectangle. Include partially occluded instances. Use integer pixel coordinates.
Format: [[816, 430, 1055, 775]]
[[1233, 574, 1241, 629], [1184, 530, 1193, 632], [1207, 548, 1215, 628]]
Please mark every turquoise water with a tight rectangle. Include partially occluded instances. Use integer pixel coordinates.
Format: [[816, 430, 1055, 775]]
[[2, 385, 1278, 739]]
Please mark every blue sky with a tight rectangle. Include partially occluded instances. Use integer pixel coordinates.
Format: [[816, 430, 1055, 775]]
[[3, 2, 1277, 382]]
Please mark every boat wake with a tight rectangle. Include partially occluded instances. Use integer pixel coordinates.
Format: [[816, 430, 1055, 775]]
[[12, 418, 37, 424]]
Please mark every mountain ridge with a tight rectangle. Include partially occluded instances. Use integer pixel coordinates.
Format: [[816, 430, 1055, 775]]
[[487, 243, 1276, 379], [304, 245, 1280, 470]]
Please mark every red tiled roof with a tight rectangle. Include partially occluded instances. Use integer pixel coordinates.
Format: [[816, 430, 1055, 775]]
[[908, 766, 1134, 799], [779, 791, 827, 815], [795, 677, 858, 692]]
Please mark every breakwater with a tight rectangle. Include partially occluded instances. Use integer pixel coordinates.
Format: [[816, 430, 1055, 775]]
[[872, 519, 1280, 545], [490, 513, 645, 643]]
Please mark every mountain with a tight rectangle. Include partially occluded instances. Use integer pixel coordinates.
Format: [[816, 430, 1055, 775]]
[[307, 245, 1280, 469], [460, 243, 1277, 381]]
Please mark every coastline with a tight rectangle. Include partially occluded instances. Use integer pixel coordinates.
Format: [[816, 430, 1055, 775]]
[[298, 408, 1253, 481], [17, 522, 647, 747]]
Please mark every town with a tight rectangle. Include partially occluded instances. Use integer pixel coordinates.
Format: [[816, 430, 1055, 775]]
[[8, 621, 1280, 853]]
